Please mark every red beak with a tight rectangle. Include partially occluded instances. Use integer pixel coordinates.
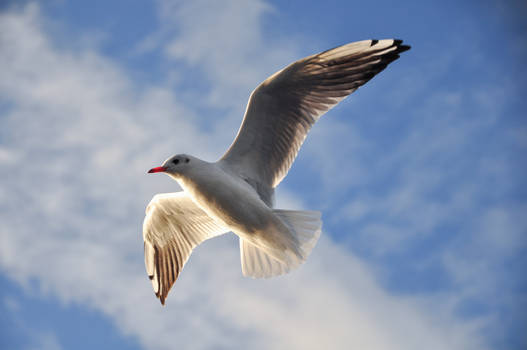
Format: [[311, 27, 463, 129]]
[[148, 166, 166, 174]]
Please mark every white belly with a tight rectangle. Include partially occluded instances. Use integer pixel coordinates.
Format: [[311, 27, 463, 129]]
[[178, 165, 276, 237]]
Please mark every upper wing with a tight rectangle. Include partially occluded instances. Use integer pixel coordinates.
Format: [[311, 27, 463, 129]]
[[220, 39, 410, 189], [143, 192, 229, 305]]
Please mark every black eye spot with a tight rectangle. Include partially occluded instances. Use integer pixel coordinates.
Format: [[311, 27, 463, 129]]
[[173, 159, 179, 165], [185, 158, 190, 163]]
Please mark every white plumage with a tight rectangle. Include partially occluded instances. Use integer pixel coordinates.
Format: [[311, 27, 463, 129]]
[[144, 39, 410, 304]]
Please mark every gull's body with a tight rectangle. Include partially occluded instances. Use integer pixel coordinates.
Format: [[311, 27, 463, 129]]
[[144, 39, 410, 304]]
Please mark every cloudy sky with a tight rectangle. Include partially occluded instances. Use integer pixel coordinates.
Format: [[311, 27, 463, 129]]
[[0, 1, 525, 349]]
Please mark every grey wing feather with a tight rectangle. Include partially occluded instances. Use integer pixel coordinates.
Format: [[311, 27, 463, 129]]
[[220, 39, 410, 191], [143, 192, 229, 305]]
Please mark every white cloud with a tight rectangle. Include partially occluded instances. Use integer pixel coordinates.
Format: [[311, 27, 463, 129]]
[[0, 3, 493, 350], [141, 0, 301, 157]]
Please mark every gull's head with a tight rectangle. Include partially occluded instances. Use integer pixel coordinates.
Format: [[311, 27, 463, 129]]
[[148, 154, 194, 177]]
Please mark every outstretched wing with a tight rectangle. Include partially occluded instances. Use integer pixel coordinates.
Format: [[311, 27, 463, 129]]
[[143, 192, 229, 305], [220, 39, 410, 189]]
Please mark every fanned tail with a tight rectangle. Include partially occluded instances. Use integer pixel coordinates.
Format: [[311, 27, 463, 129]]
[[240, 210, 322, 278]]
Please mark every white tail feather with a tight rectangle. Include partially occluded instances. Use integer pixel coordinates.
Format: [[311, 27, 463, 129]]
[[240, 210, 322, 278]]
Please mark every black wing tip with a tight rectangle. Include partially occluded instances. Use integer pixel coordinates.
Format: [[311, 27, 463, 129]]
[[392, 39, 411, 53], [398, 45, 411, 53], [371, 39, 410, 52], [379, 39, 410, 65], [382, 53, 402, 65]]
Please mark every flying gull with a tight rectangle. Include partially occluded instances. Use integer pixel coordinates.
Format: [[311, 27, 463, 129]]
[[144, 39, 411, 305]]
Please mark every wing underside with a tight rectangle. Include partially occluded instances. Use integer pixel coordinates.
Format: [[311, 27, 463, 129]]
[[143, 192, 228, 304], [220, 39, 410, 191]]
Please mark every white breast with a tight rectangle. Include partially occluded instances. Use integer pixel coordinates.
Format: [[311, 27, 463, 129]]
[[177, 162, 273, 235]]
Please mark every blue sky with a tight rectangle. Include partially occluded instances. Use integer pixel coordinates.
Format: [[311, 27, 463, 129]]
[[0, 1, 525, 349]]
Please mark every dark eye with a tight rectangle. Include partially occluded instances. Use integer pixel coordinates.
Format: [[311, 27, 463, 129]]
[[185, 158, 190, 163], [173, 159, 179, 165]]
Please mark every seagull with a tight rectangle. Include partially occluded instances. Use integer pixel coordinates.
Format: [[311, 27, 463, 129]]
[[144, 39, 410, 304]]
